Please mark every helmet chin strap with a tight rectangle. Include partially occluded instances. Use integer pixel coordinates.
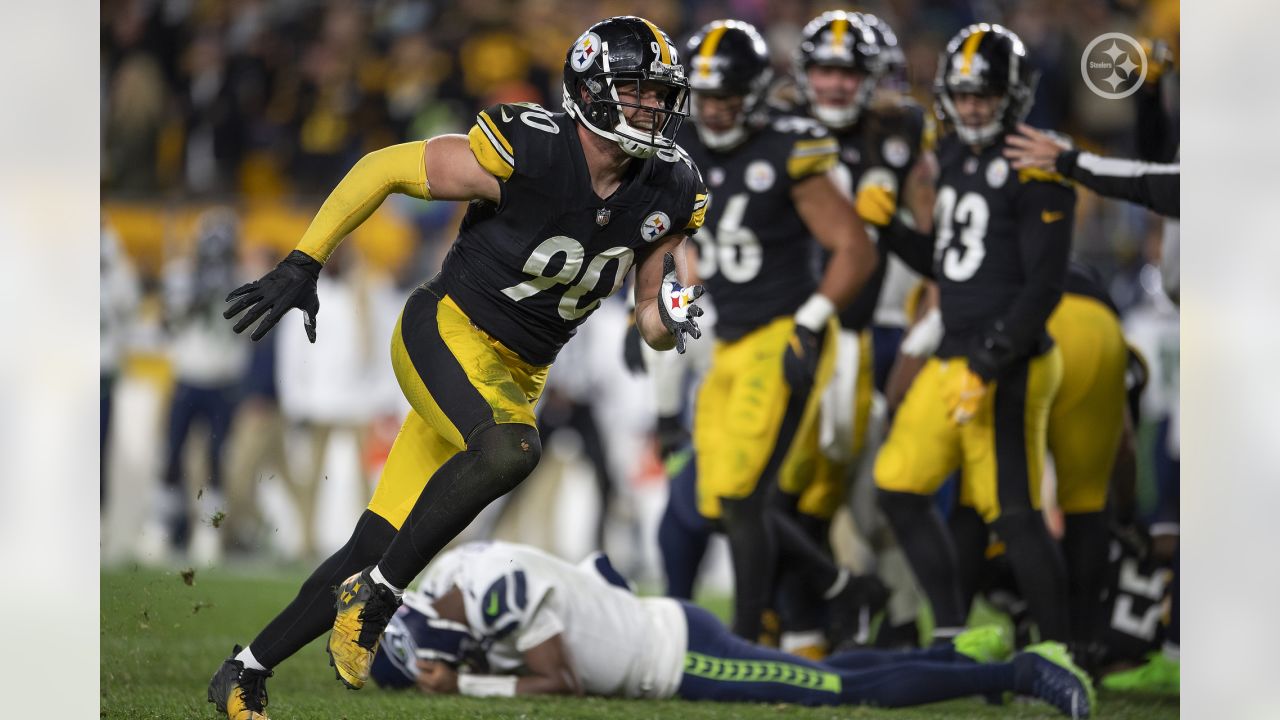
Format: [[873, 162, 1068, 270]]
[[940, 93, 1009, 147], [805, 78, 875, 130], [618, 136, 658, 158], [813, 103, 859, 129], [695, 121, 747, 150], [955, 119, 1003, 146]]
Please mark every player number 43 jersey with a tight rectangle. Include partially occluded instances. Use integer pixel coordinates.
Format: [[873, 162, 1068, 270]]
[[441, 102, 709, 365], [929, 135, 1076, 345]]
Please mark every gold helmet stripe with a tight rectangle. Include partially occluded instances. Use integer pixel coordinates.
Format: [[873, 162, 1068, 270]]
[[830, 17, 849, 54], [640, 18, 673, 65], [696, 24, 731, 78], [959, 29, 987, 76]]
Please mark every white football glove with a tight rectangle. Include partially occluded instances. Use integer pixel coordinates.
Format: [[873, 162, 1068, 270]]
[[656, 251, 706, 354]]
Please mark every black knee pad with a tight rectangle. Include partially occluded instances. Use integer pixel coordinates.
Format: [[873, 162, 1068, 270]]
[[469, 423, 543, 494], [720, 491, 768, 530], [990, 509, 1046, 544], [877, 488, 931, 527]]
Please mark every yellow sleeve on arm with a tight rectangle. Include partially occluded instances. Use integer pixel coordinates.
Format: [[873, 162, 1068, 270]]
[[295, 141, 430, 264], [467, 110, 515, 181], [787, 137, 839, 180], [685, 191, 709, 232]]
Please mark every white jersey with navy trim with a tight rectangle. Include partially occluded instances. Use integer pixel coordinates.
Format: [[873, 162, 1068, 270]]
[[416, 541, 687, 698]]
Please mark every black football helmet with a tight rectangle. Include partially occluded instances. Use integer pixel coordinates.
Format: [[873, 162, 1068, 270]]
[[934, 23, 1038, 146], [562, 16, 689, 159], [795, 10, 881, 129], [685, 19, 772, 150], [861, 14, 907, 92]]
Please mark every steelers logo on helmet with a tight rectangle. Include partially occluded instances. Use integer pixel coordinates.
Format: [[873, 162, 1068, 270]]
[[641, 211, 672, 242], [570, 32, 601, 73], [561, 16, 690, 159]]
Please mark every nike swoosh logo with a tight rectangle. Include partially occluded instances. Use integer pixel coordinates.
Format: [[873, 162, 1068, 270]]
[[1041, 210, 1065, 224], [500, 107, 512, 123], [486, 592, 499, 616]]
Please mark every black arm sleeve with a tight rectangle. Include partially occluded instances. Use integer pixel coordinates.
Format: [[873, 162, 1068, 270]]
[[1057, 150, 1179, 218], [878, 216, 936, 279], [1135, 82, 1176, 163], [967, 181, 1074, 381]]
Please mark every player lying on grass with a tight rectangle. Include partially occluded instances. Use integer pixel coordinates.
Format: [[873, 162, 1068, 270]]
[[367, 540, 1095, 717]]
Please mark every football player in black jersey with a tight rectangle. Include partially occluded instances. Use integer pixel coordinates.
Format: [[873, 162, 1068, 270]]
[[207, 16, 709, 718], [859, 24, 1077, 649], [770, 11, 937, 654], [677, 19, 877, 643], [902, 263, 1136, 669]]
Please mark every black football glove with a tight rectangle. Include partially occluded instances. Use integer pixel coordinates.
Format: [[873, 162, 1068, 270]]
[[656, 252, 706, 354], [782, 324, 826, 389], [655, 414, 691, 462], [223, 250, 322, 342], [623, 316, 647, 374], [965, 321, 1019, 383]]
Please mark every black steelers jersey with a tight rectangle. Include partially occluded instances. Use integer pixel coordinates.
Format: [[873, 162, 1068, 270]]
[[929, 134, 1076, 363], [441, 102, 708, 365], [827, 99, 928, 331], [678, 115, 838, 340]]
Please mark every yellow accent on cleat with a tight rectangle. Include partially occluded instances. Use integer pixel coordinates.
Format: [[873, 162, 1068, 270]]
[[328, 568, 401, 689], [208, 645, 272, 719], [226, 693, 270, 720]]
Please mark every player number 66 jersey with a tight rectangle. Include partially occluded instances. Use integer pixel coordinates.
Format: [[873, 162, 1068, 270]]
[[678, 115, 838, 340]]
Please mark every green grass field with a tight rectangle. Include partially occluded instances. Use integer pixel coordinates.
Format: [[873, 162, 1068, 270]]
[[102, 566, 1179, 719]]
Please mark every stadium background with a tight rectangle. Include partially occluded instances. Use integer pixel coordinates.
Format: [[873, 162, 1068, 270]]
[[99, 0, 1180, 716]]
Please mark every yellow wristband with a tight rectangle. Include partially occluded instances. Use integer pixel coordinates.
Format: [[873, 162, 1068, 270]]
[[296, 141, 430, 264]]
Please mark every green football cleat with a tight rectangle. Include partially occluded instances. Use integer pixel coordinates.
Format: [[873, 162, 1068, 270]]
[[1016, 641, 1097, 719], [1101, 651, 1179, 694], [954, 625, 1014, 663], [328, 567, 402, 689], [207, 645, 272, 719]]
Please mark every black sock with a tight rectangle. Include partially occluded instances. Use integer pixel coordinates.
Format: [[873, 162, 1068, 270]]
[[991, 510, 1071, 642], [769, 509, 837, 637], [878, 489, 967, 632], [249, 510, 396, 668], [791, 509, 832, 550], [1061, 511, 1109, 647], [770, 508, 841, 593], [948, 504, 988, 613], [721, 493, 777, 640], [378, 423, 541, 588]]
